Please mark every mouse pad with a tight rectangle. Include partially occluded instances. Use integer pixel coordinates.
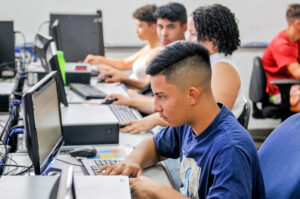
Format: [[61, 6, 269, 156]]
[[88, 148, 128, 160]]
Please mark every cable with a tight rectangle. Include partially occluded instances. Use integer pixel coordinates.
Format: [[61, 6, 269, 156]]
[[56, 158, 83, 167], [38, 21, 50, 32], [0, 164, 31, 168], [13, 164, 33, 176], [2, 154, 19, 175], [6, 128, 23, 145]]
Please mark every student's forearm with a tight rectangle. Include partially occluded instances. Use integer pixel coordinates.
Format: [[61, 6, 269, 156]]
[[125, 137, 159, 169], [122, 78, 148, 89], [150, 184, 189, 199], [129, 98, 154, 114], [97, 56, 130, 70]]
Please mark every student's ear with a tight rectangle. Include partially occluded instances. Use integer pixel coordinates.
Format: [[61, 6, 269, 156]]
[[295, 19, 300, 29], [182, 23, 188, 32], [151, 23, 157, 33], [188, 87, 200, 105]]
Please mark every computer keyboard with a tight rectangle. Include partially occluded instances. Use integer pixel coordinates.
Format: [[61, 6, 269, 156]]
[[81, 159, 120, 175], [109, 104, 140, 124], [69, 83, 107, 99]]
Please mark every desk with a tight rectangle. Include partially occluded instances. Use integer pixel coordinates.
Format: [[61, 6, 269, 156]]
[[1, 72, 172, 198]]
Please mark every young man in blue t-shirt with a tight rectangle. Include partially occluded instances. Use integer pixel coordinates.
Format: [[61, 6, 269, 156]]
[[99, 41, 265, 199]]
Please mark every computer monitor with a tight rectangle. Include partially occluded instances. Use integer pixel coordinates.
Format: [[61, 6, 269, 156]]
[[49, 166, 77, 199], [0, 21, 15, 78], [50, 19, 63, 51], [34, 33, 68, 107], [49, 12, 105, 62], [23, 71, 64, 175], [34, 33, 53, 72], [46, 42, 68, 107]]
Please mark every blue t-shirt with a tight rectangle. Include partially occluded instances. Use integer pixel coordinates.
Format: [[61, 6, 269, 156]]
[[153, 104, 265, 199]]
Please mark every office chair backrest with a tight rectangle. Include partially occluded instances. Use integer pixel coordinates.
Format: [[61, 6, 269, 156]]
[[258, 113, 300, 199], [237, 98, 251, 129], [249, 57, 267, 103]]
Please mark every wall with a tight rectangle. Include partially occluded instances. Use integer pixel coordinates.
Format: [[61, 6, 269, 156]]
[[0, 0, 298, 45]]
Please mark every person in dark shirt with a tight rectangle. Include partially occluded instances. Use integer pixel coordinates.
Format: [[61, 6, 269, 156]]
[[99, 41, 265, 199]]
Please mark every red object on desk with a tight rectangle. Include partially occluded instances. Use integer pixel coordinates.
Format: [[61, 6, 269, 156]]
[[75, 65, 87, 71]]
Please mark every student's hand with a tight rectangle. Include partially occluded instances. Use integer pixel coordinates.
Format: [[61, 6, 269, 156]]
[[84, 54, 102, 64], [98, 68, 128, 83], [97, 159, 142, 177], [120, 115, 157, 134], [130, 176, 159, 199], [128, 89, 144, 99], [104, 94, 133, 106]]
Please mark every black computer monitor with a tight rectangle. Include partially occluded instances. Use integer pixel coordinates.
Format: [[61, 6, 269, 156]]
[[23, 71, 64, 175], [0, 21, 15, 78], [50, 19, 63, 51], [34, 33, 53, 72], [49, 12, 105, 62], [46, 42, 68, 107], [34, 33, 68, 107]]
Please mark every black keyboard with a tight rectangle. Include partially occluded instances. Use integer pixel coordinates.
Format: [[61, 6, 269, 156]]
[[81, 159, 120, 175], [69, 83, 107, 99], [109, 104, 139, 123]]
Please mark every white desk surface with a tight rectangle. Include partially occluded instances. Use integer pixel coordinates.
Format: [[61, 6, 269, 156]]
[[0, 78, 173, 197]]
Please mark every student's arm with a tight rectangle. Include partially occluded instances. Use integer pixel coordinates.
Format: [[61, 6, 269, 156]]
[[121, 113, 167, 134], [130, 176, 188, 199], [98, 68, 149, 89], [118, 76, 150, 89], [211, 62, 240, 110], [84, 45, 148, 70], [104, 94, 155, 114], [287, 62, 300, 79], [98, 137, 161, 176]]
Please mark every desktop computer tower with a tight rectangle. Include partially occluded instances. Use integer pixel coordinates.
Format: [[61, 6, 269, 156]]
[[0, 82, 14, 112], [61, 104, 119, 145], [28, 63, 91, 85]]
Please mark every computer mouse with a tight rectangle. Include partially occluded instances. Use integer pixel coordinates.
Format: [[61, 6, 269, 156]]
[[97, 76, 110, 83], [101, 98, 117, 105], [68, 146, 97, 157]]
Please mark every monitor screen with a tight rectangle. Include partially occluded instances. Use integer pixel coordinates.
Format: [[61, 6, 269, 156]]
[[49, 12, 104, 62], [23, 71, 64, 175], [34, 33, 53, 72], [0, 21, 15, 78]]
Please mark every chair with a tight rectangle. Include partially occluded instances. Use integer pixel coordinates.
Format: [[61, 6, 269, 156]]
[[249, 56, 300, 121], [258, 113, 300, 199], [237, 98, 251, 129]]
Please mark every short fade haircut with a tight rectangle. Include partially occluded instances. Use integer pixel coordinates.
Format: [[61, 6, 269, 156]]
[[133, 4, 157, 24], [192, 4, 240, 55], [286, 4, 300, 24], [146, 41, 211, 91], [153, 2, 187, 25]]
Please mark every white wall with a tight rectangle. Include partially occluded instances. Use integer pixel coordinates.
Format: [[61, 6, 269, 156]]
[[0, 0, 298, 45]]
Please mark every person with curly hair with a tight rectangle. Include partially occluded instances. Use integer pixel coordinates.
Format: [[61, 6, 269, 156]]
[[84, 4, 161, 89], [190, 4, 245, 118], [106, 4, 246, 134], [262, 4, 300, 112]]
